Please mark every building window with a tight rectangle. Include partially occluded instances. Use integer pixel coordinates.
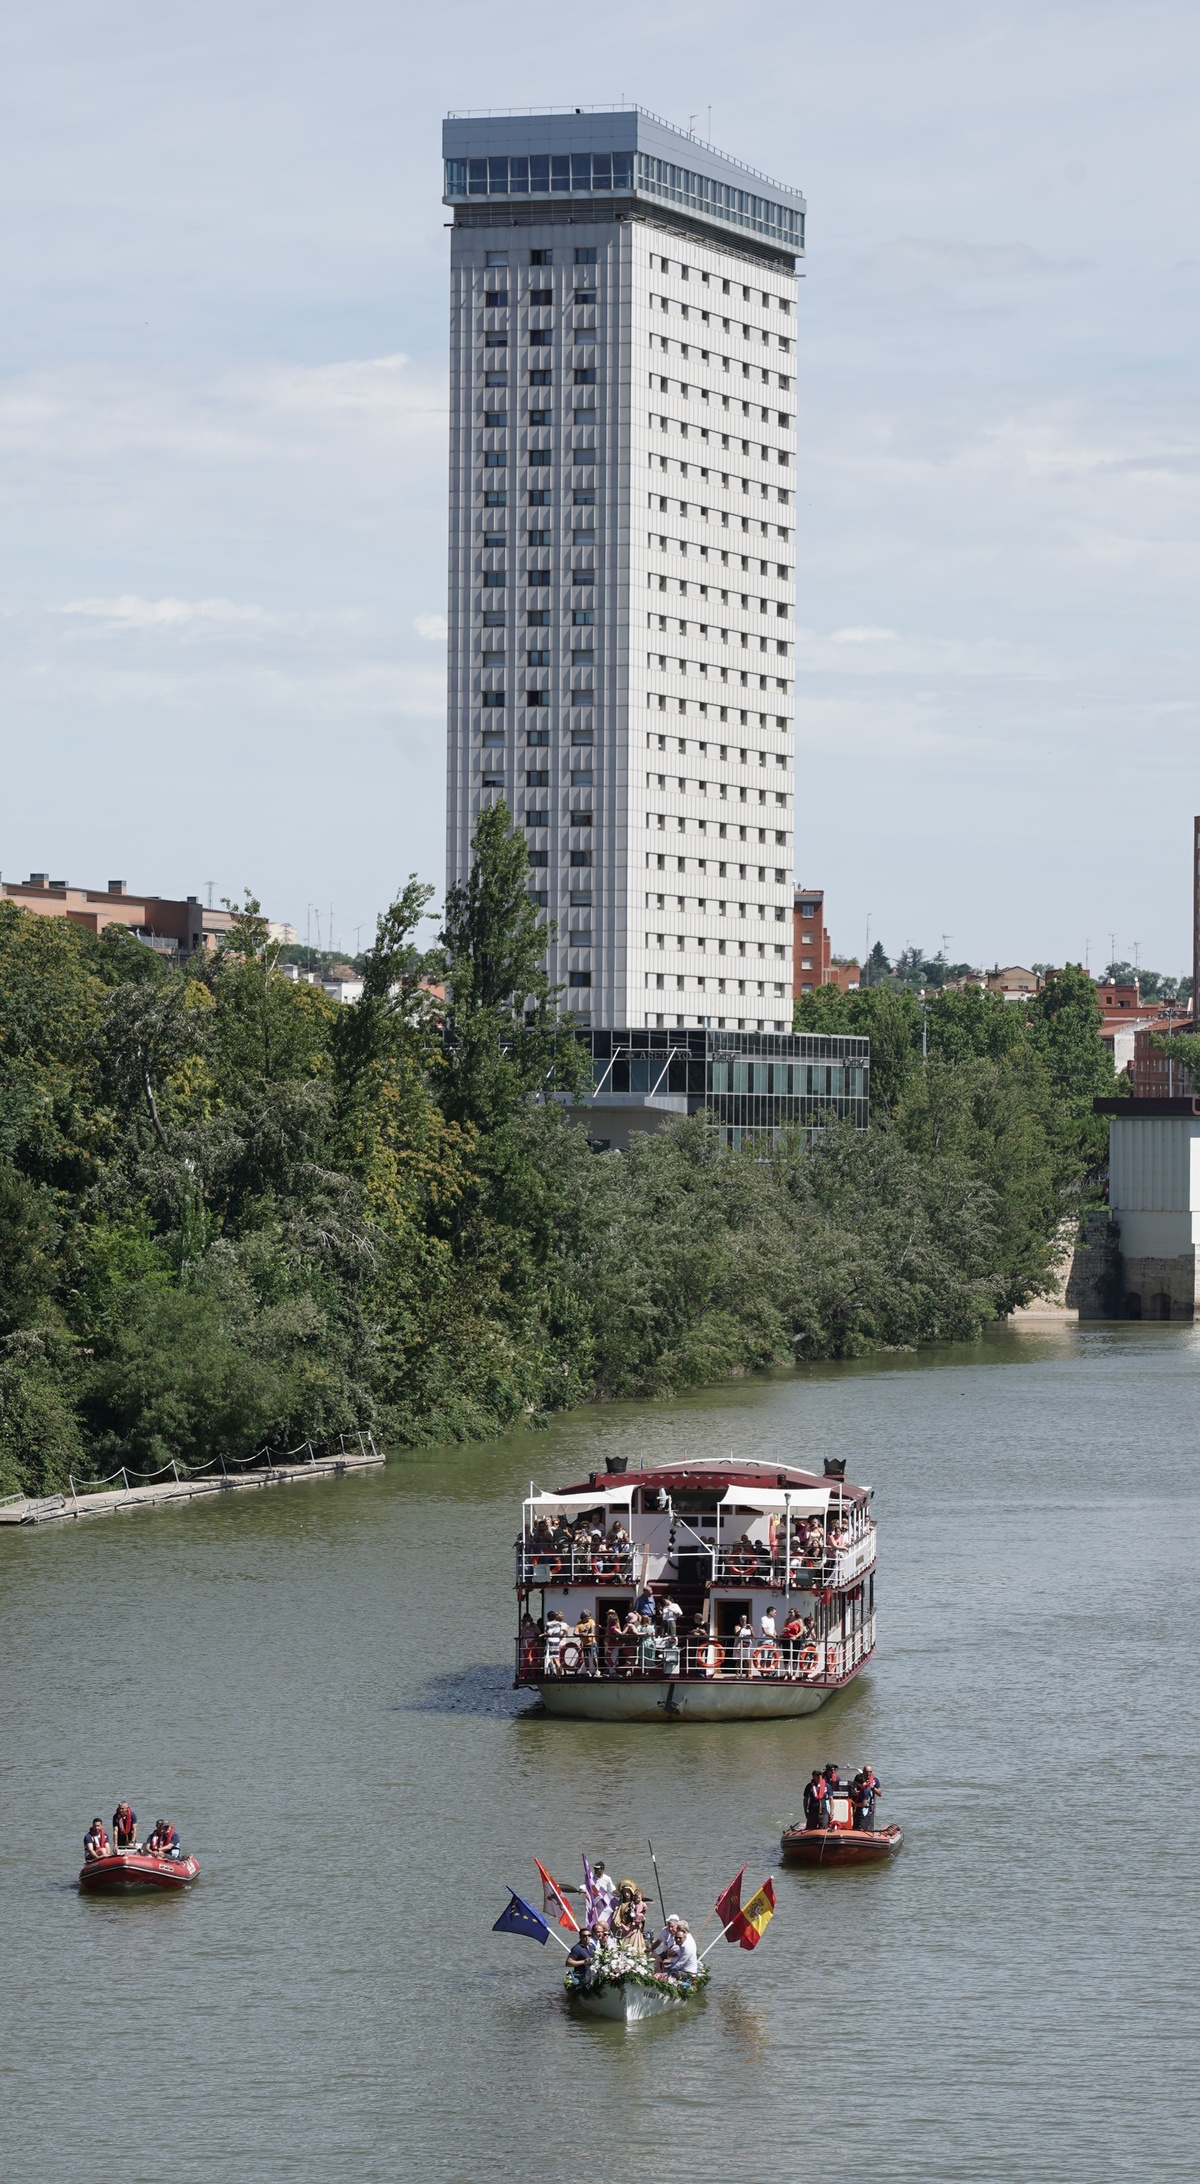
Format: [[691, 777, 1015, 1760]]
[[574, 368, 597, 385], [528, 489, 551, 506], [527, 448, 552, 465], [569, 970, 592, 986], [484, 490, 507, 507], [530, 248, 552, 265], [485, 333, 508, 347], [528, 849, 549, 867], [483, 452, 506, 468], [480, 691, 506, 708], [575, 247, 598, 264], [526, 690, 551, 706], [529, 369, 552, 386], [529, 329, 552, 347]]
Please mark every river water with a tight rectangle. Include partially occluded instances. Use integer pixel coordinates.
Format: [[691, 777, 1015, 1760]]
[[2, 1322, 1198, 2182]]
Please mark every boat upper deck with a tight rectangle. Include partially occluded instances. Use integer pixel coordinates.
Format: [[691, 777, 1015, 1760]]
[[517, 1456, 875, 1594]]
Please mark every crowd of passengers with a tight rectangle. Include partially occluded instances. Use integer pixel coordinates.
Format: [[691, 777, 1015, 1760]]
[[519, 1588, 822, 1679], [564, 1866, 700, 1987], [525, 1516, 634, 1567], [523, 1512, 856, 1577]]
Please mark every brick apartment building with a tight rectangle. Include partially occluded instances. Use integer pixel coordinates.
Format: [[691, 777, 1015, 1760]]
[[793, 889, 860, 998], [1, 873, 234, 958]]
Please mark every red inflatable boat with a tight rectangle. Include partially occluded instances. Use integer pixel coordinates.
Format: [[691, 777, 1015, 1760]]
[[78, 1850, 200, 1893]]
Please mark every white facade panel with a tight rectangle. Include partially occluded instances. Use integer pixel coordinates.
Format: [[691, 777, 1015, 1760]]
[[1109, 1115, 1200, 1213]]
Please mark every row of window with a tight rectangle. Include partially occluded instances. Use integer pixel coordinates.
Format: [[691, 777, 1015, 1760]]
[[651, 292, 792, 351], [652, 418, 791, 462], [649, 333, 791, 390], [649, 254, 792, 306], [446, 155, 803, 249], [646, 973, 789, 996], [650, 935, 788, 957]]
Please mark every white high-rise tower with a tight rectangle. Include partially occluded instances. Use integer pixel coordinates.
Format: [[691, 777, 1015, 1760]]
[[442, 108, 805, 1038]]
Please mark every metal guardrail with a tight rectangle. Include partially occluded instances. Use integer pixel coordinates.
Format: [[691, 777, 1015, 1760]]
[[516, 1633, 865, 1684]]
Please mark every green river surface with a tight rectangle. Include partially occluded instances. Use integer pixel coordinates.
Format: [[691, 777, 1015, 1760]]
[[2, 1321, 1198, 2182]]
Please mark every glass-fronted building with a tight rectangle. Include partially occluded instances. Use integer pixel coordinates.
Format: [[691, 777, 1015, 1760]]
[[572, 1026, 869, 1149]]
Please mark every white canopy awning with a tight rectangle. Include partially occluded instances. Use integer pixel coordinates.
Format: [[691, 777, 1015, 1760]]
[[525, 1488, 635, 1514], [717, 1487, 833, 1515]]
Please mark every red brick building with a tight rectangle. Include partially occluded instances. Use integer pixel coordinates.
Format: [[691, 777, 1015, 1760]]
[[793, 889, 860, 997]]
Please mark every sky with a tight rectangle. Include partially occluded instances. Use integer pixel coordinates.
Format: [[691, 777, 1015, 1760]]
[[2, 0, 1198, 972]]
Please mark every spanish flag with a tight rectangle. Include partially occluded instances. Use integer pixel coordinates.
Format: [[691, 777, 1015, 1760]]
[[735, 1876, 776, 1950]]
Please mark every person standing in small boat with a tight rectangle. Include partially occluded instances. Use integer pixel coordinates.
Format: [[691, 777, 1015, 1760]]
[[853, 1766, 881, 1830], [803, 1769, 829, 1830], [112, 1801, 137, 1851], [84, 1818, 110, 1862]]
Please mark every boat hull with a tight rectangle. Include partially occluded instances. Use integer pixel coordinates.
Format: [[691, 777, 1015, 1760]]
[[79, 1852, 200, 1893], [572, 1983, 691, 2021], [780, 1824, 902, 1865], [537, 1676, 834, 1721]]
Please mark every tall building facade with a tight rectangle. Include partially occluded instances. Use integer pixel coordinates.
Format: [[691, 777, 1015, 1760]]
[[442, 107, 804, 1036]]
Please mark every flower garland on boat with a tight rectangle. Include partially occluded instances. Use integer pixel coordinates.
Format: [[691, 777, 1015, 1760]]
[[565, 1944, 710, 2004]]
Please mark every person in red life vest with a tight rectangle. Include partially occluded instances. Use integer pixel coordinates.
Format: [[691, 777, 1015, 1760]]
[[112, 1802, 137, 1851], [145, 1819, 180, 1857], [84, 1818, 110, 1862], [802, 1769, 828, 1831]]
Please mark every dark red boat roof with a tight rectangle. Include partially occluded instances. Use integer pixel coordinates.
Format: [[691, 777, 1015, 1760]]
[[558, 1456, 869, 1502]]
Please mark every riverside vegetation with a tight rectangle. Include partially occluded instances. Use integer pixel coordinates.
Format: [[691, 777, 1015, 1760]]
[[0, 811, 1118, 1497]]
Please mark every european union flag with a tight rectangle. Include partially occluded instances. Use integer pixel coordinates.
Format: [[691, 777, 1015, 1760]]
[[493, 1889, 550, 1944]]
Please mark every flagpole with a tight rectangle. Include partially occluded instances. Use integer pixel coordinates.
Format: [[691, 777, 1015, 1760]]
[[647, 1838, 668, 1931], [699, 1914, 744, 1962]]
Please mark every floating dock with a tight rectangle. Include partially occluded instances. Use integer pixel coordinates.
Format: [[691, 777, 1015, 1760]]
[[0, 1441, 384, 1527]]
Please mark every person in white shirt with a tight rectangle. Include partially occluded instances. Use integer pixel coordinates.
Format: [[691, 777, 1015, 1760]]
[[760, 1606, 778, 1646], [664, 1921, 699, 1979]]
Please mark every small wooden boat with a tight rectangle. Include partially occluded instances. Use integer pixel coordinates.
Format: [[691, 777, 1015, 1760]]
[[780, 1821, 901, 1865], [78, 1851, 200, 1893]]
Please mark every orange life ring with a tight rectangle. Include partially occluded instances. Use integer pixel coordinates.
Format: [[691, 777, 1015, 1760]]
[[753, 1643, 781, 1674], [699, 1641, 726, 1672], [798, 1644, 820, 1675], [558, 1639, 583, 1673], [593, 1558, 618, 1581], [728, 1551, 757, 1578], [535, 1555, 562, 1577]]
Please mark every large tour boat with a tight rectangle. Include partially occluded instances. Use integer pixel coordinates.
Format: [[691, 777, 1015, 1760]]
[[514, 1455, 877, 1721]]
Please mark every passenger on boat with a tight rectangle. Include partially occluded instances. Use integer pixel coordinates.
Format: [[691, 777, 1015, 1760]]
[[687, 1610, 710, 1676], [658, 1593, 682, 1639], [660, 1627, 680, 1675], [519, 1613, 540, 1672], [636, 1613, 659, 1673], [781, 1606, 805, 1673], [84, 1818, 111, 1862], [574, 1610, 600, 1678], [591, 1862, 618, 1918], [824, 1763, 841, 1803], [802, 1769, 829, 1830], [662, 1920, 698, 1980], [145, 1820, 180, 1857], [606, 1520, 631, 1551], [634, 1584, 656, 1621], [828, 1519, 850, 1554], [853, 1766, 881, 1830], [565, 1929, 598, 1983], [732, 1613, 754, 1677], [543, 1609, 570, 1674], [112, 1802, 137, 1851], [802, 1518, 825, 1562], [759, 1605, 778, 1646], [602, 1609, 624, 1676]]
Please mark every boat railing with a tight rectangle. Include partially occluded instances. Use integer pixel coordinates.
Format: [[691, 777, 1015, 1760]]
[[516, 1537, 875, 1592], [516, 1628, 873, 1685], [517, 1546, 636, 1586]]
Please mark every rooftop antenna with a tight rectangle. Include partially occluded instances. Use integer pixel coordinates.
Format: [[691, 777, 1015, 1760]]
[[707, 106, 712, 140], [1109, 933, 1117, 979], [206, 881, 214, 908], [688, 114, 698, 137]]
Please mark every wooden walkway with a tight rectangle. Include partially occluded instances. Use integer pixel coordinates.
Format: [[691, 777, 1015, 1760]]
[[0, 1444, 384, 1527]]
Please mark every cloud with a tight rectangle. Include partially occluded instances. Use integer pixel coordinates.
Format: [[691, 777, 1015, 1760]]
[[829, 625, 898, 644], [61, 594, 270, 628], [860, 237, 1089, 288], [413, 613, 447, 641]]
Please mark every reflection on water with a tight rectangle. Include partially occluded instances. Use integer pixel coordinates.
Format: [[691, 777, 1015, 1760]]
[[3, 1322, 1200, 2181]]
